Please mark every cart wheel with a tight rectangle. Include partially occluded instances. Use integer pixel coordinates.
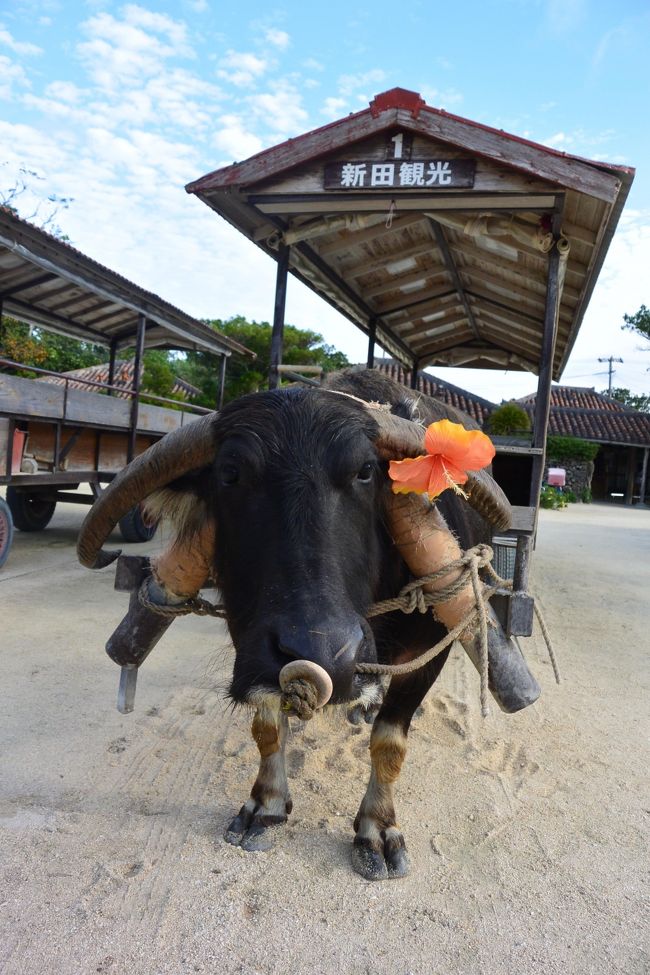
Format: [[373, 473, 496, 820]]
[[119, 503, 158, 543], [0, 497, 14, 568], [6, 487, 56, 532]]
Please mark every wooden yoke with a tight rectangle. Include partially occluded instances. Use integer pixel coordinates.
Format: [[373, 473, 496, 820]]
[[384, 491, 541, 713], [385, 492, 476, 639], [151, 519, 216, 599]]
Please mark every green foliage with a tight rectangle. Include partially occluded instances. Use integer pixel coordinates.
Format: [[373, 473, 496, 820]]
[[1, 317, 103, 374], [563, 488, 577, 503], [622, 304, 650, 344], [581, 486, 593, 504], [540, 485, 567, 510], [546, 435, 599, 462], [177, 315, 350, 407], [487, 402, 531, 437], [606, 387, 650, 413]]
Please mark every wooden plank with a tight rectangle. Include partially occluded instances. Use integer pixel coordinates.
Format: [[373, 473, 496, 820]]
[[317, 213, 424, 257], [363, 264, 447, 298], [252, 193, 558, 214], [0, 373, 201, 435]]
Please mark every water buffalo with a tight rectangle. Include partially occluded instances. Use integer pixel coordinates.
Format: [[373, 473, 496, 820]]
[[77, 369, 537, 880]]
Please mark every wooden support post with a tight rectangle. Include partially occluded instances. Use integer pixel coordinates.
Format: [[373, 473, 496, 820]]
[[624, 446, 637, 505], [269, 244, 290, 390], [107, 339, 118, 396], [530, 238, 561, 506], [216, 353, 227, 411], [366, 319, 376, 369], [128, 314, 146, 463], [639, 447, 649, 506], [410, 358, 419, 389]]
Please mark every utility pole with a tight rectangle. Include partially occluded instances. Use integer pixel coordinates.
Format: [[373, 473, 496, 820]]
[[598, 356, 623, 395]]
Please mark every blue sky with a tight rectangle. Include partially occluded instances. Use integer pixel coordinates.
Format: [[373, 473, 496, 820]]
[[1, 0, 649, 400]]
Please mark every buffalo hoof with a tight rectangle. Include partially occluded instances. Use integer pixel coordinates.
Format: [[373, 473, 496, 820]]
[[224, 800, 291, 853], [351, 829, 409, 881]]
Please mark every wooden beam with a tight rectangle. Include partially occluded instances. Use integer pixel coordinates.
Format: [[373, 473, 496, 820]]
[[363, 264, 447, 299], [367, 318, 376, 368], [251, 193, 558, 215], [318, 213, 424, 257], [428, 218, 481, 340], [269, 244, 290, 389], [128, 313, 146, 463], [343, 240, 437, 279], [0, 271, 59, 296], [374, 286, 457, 316]]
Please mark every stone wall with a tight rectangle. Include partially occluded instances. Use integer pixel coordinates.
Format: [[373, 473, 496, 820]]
[[546, 457, 594, 497]]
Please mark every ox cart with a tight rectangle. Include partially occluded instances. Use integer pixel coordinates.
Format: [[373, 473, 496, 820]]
[[0, 208, 254, 568]]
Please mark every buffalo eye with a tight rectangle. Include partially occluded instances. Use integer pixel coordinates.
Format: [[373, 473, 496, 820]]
[[219, 463, 239, 486], [356, 461, 374, 483]]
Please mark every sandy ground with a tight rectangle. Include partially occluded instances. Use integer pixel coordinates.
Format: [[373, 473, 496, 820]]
[[0, 498, 648, 975]]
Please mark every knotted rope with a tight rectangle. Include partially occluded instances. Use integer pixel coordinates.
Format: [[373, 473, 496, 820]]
[[137, 545, 560, 721]]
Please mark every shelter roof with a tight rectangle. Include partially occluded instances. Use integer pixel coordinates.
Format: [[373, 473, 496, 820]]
[[0, 208, 254, 359], [188, 87, 634, 380], [520, 386, 650, 447]]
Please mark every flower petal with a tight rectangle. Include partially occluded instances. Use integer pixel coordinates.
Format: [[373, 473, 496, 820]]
[[427, 456, 469, 498], [424, 419, 495, 471], [388, 455, 434, 495]]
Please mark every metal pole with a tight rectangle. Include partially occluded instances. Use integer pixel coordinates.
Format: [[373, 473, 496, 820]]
[[410, 357, 419, 390], [107, 338, 117, 396], [128, 314, 146, 463], [269, 244, 290, 390], [530, 241, 561, 505], [366, 319, 376, 369], [216, 353, 227, 411]]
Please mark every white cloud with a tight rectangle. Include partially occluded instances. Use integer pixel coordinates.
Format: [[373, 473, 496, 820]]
[[77, 7, 194, 92], [187, 0, 209, 11], [545, 0, 586, 35], [337, 69, 385, 98], [247, 81, 308, 139], [44, 80, 85, 103], [217, 50, 267, 87], [0, 24, 43, 56], [0, 55, 31, 101], [419, 86, 464, 110], [320, 96, 347, 119], [211, 114, 263, 162], [264, 28, 290, 50]]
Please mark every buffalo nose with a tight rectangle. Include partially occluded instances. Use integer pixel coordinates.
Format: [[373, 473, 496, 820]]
[[277, 623, 364, 665]]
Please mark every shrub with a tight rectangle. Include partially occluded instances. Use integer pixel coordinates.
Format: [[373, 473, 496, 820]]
[[546, 435, 600, 462], [581, 486, 593, 504], [540, 485, 567, 510], [487, 402, 531, 437]]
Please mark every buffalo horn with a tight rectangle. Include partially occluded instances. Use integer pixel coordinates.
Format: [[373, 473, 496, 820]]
[[77, 414, 218, 570], [367, 407, 512, 531]]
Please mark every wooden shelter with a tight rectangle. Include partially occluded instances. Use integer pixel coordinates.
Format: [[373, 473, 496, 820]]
[[187, 87, 634, 511]]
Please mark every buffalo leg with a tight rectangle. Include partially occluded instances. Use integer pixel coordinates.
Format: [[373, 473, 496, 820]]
[[224, 705, 292, 852], [352, 649, 450, 880]]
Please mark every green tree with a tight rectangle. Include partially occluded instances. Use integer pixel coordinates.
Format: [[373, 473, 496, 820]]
[[177, 315, 350, 407], [0, 317, 104, 374], [606, 387, 650, 413], [622, 305, 650, 346]]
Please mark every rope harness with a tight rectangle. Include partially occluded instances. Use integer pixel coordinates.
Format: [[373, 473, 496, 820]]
[[138, 544, 560, 721]]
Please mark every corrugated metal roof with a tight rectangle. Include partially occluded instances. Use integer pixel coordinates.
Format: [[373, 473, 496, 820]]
[[0, 207, 254, 360]]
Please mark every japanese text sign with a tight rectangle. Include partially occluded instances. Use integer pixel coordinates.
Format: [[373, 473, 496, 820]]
[[323, 159, 475, 190]]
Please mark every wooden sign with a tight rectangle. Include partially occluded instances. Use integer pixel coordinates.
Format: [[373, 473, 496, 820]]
[[324, 159, 476, 191]]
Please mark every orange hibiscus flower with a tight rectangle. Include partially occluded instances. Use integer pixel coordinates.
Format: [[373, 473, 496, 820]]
[[388, 418, 495, 500]]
